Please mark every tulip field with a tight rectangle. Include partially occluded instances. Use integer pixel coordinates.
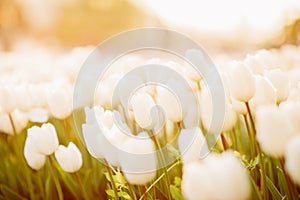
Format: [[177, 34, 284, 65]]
[[1, 40, 300, 200]]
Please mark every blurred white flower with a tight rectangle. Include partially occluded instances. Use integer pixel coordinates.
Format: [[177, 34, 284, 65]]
[[200, 86, 237, 132], [55, 142, 82, 173], [285, 136, 300, 185], [0, 85, 17, 113], [178, 127, 208, 164], [228, 61, 255, 102], [264, 69, 290, 103], [250, 75, 276, 110], [182, 151, 250, 200], [83, 107, 131, 166], [156, 87, 182, 122], [118, 132, 157, 185], [0, 110, 28, 135], [28, 108, 49, 123], [243, 54, 264, 75], [24, 138, 46, 170], [131, 92, 156, 129], [256, 105, 297, 157], [280, 102, 300, 133], [47, 82, 72, 119], [27, 123, 59, 155], [231, 99, 247, 115]]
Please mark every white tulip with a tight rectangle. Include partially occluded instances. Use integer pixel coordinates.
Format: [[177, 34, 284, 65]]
[[27, 123, 59, 155], [0, 110, 28, 135], [264, 69, 290, 103], [243, 54, 264, 75], [228, 61, 255, 102], [83, 107, 131, 166], [280, 102, 300, 133], [256, 105, 296, 157], [0, 85, 17, 113], [231, 99, 247, 115], [250, 75, 276, 110], [178, 127, 208, 164], [24, 138, 46, 170], [156, 87, 182, 122], [55, 142, 82, 173], [285, 136, 300, 185], [131, 92, 156, 129], [28, 108, 49, 123], [119, 132, 157, 185], [47, 84, 72, 119], [200, 86, 237, 132], [15, 84, 33, 111], [181, 151, 250, 200]]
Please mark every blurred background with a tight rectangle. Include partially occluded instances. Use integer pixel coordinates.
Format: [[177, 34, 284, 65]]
[[1, 0, 300, 55]]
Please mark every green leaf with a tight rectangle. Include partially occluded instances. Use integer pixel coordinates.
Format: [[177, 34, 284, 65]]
[[174, 176, 181, 187], [249, 176, 263, 200], [118, 191, 131, 199], [0, 184, 26, 200], [45, 174, 53, 200], [104, 172, 111, 182], [106, 189, 116, 197], [266, 176, 284, 200], [170, 185, 184, 200]]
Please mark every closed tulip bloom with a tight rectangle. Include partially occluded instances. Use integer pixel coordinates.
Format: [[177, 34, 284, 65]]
[[285, 136, 300, 185], [55, 142, 82, 173], [27, 123, 59, 155], [228, 61, 255, 102], [256, 105, 296, 157], [47, 84, 72, 119], [264, 69, 290, 103], [0, 85, 17, 113], [200, 86, 237, 132], [156, 87, 182, 122], [0, 110, 28, 135], [250, 75, 276, 110], [280, 102, 300, 133], [178, 127, 208, 164], [182, 151, 250, 200], [243, 54, 264, 75], [119, 132, 157, 185], [131, 92, 156, 129], [24, 138, 46, 170]]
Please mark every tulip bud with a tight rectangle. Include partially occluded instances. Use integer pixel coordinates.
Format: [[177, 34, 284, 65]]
[[285, 136, 300, 185], [24, 138, 46, 170], [178, 127, 208, 164], [55, 142, 82, 173], [47, 84, 72, 119], [182, 151, 250, 200], [119, 132, 157, 185], [250, 75, 276, 110], [264, 69, 290, 103], [27, 123, 59, 155], [256, 105, 296, 157], [131, 92, 156, 129], [228, 61, 255, 102], [156, 87, 182, 122]]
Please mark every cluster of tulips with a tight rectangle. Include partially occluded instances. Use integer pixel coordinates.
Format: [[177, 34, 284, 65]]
[[1, 43, 300, 199]]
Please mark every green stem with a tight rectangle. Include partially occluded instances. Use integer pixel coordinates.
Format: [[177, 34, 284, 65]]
[[103, 159, 118, 200], [127, 183, 137, 200], [8, 113, 17, 135], [245, 102, 256, 134], [149, 131, 172, 200], [48, 156, 63, 200], [139, 160, 180, 200], [75, 172, 89, 200], [245, 102, 267, 200], [221, 133, 228, 151], [279, 158, 298, 200]]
